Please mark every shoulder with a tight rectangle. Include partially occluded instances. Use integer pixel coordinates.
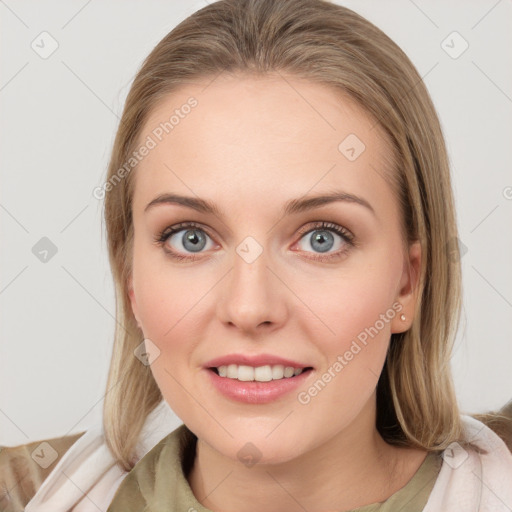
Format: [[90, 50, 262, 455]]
[[0, 431, 85, 511], [21, 402, 181, 511], [107, 423, 194, 512], [471, 401, 512, 453], [424, 408, 512, 511]]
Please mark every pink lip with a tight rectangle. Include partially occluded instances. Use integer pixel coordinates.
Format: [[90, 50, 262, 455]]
[[203, 353, 312, 369], [205, 367, 313, 404]]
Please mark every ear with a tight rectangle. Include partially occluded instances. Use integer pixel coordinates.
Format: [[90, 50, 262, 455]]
[[391, 240, 422, 334], [127, 275, 142, 330]]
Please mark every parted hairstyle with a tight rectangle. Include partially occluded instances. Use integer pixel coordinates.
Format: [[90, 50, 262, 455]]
[[102, 0, 467, 471]]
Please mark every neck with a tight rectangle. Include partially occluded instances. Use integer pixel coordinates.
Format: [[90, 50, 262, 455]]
[[187, 396, 425, 512]]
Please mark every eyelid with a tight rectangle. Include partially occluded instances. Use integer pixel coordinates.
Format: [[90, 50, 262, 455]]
[[296, 221, 354, 240], [157, 221, 215, 241], [156, 220, 353, 245]]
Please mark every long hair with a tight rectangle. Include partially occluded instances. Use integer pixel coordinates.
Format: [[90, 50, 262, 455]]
[[102, 0, 465, 470]]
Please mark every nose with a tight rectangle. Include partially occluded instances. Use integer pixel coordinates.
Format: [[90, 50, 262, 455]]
[[216, 242, 288, 334]]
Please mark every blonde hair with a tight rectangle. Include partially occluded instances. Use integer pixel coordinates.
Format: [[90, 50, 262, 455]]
[[103, 0, 466, 471]]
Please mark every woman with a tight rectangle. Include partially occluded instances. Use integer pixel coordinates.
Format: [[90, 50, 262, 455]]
[[13, 0, 512, 510]]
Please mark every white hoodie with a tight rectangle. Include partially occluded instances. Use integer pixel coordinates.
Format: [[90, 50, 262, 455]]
[[25, 401, 512, 512]]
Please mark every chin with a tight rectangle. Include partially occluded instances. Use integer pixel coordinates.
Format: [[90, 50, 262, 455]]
[[208, 433, 306, 467]]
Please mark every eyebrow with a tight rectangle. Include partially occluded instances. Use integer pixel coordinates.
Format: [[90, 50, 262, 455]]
[[144, 190, 376, 217]]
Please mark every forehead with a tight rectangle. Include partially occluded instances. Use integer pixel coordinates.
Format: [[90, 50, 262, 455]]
[[131, 73, 396, 220]]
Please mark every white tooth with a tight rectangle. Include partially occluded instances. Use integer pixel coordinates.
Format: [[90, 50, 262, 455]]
[[284, 366, 295, 378], [271, 365, 285, 379], [227, 364, 238, 378], [238, 365, 254, 381], [218, 364, 306, 381], [254, 365, 272, 382]]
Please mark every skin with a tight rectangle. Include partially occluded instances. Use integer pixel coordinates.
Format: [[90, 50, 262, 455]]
[[128, 72, 426, 512]]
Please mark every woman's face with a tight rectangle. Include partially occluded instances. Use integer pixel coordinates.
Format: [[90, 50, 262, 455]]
[[128, 73, 421, 464]]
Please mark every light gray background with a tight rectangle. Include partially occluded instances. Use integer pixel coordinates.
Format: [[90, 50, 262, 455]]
[[1, 0, 511, 446]]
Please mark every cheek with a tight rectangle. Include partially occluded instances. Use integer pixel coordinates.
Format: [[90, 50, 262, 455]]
[[132, 263, 209, 417], [131, 257, 216, 391], [294, 277, 397, 426], [132, 250, 209, 339], [302, 260, 400, 352], [317, 289, 392, 395]]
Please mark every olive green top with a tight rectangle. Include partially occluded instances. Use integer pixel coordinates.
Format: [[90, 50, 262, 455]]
[[107, 424, 442, 512]]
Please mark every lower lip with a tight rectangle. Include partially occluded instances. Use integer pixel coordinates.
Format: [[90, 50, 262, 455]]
[[205, 368, 313, 404]]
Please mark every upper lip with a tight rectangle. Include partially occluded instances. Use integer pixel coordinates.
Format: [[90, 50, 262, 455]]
[[204, 353, 313, 369]]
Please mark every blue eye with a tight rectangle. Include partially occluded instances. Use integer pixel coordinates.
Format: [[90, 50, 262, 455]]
[[154, 221, 356, 262], [295, 221, 355, 261], [154, 222, 214, 261]]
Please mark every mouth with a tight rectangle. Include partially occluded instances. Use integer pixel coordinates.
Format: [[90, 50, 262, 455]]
[[208, 364, 314, 382]]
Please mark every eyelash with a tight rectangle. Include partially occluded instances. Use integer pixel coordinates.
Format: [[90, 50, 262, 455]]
[[153, 221, 356, 262]]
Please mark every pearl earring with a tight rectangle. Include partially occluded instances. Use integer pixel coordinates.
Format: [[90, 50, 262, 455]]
[[400, 314, 406, 321]]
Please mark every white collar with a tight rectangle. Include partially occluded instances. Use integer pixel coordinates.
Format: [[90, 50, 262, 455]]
[[424, 414, 512, 511]]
